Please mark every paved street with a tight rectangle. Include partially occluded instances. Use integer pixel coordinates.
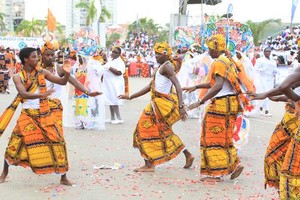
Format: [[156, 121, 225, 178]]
[[0, 77, 282, 200]]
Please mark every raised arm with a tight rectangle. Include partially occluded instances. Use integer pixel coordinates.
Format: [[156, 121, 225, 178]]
[[43, 60, 71, 85], [56, 65, 101, 97]]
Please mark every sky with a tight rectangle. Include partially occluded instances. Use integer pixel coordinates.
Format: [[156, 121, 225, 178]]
[[24, 0, 300, 26]]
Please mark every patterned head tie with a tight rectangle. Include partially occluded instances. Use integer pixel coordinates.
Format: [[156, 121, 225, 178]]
[[41, 40, 59, 54], [154, 42, 172, 58], [206, 34, 226, 51]]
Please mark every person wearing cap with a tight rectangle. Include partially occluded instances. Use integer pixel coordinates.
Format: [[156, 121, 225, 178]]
[[118, 42, 194, 172], [183, 34, 247, 182], [0, 47, 72, 185], [254, 47, 277, 117]]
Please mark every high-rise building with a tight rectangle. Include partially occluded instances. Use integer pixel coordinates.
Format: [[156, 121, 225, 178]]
[[65, 0, 116, 37], [1, 0, 25, 33]]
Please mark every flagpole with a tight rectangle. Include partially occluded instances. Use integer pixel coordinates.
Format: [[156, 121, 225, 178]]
[[291, 0, 299, 33]]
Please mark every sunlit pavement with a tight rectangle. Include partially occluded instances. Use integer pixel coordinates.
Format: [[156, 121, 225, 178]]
[[0, 77, 281, 200]]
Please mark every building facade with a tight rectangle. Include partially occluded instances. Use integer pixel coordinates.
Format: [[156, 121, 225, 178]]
[[65, 0, 116, 37], [1, 0, 25, 33]]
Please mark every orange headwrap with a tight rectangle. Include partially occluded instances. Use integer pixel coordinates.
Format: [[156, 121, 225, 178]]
[[154, 42, 172, 58], [206, 34, 226, 51], [41, 40, 59, 54]]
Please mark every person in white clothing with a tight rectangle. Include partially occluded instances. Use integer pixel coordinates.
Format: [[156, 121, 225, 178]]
[[40, 42, 102, 129], [103, 46, 126, 124], [254, 47, 277, 116]]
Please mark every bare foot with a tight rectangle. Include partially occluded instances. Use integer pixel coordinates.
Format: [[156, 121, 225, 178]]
[[60, 177, 74, 186], [183, 155, 195, 169], [0, 170, 8, 183], [200, 177, 222, 182], [133, 165, 155, 172], [230, 165, 244, 180]]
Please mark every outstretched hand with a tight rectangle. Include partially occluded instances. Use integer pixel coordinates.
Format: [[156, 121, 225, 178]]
[[89, 91, 102, 97], [62, 60, 71, 74], [247, 92, 267, 100], [118, 94, 130, 100], [182, 86, 197, 93]]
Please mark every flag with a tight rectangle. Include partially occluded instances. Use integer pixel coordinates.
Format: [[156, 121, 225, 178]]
[[291, 0, 299, 24], [47, 8, 56, 32], [227, 3, 233, 16], [94, 0, 102, 22]]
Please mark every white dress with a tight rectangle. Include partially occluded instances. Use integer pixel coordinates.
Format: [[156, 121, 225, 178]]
[[103, 56, 125, 105]]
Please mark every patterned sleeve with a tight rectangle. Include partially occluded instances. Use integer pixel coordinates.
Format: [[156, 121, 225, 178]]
[[211, 60, 227, 78]]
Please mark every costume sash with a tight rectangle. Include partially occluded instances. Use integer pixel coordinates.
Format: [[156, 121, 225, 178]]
[[149, 67, 180, 126], [0, 67, 52, 137], [210, 55, 249, 108]]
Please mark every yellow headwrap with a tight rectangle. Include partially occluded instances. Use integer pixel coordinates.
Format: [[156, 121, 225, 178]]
[[154, 42, 172, 58], [41, 40, 59, 54], [206, 34, 226, 51]]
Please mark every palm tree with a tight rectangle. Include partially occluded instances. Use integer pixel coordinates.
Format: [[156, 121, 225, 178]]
[[15, 19, 44, 37], [0, 12, 5, 32], [76, 0, 111, 26], [127, 17, 161, 36], [106, 32, 121, 48], [246, 19, 281, 46]]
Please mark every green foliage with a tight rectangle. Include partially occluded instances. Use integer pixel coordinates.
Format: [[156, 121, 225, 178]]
[[15, 18, 63, 37], [246, 19, 281, 46], [76, 0, 111, 26], [15, 19, 44, 37], [0, 12, 5, 32], [106, 32, 121, 48], [126, 17, 169, 43]]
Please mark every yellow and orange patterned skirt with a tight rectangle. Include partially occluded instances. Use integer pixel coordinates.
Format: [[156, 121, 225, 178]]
[[5, 99, 69, 175], [133, 100, 184, 166], [279, 128, 300, 199], [264, 103, 299, 189], [200, 95, 242, 177]]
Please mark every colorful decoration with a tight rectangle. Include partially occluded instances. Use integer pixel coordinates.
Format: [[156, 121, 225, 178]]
[[233, 115, 250, 149], [67, 27, 100, 56], [173, 26, 202, 50], [201, 18, 254, 54], [173, 18, 254, 54]]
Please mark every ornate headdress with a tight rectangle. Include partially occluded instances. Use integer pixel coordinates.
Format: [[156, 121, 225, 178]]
[[206, 34, 226, 51], [41, 40, 59, 54], [154, 42, 172, 58]]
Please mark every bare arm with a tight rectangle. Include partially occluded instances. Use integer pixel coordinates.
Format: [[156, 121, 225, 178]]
[[182, 82, 211, 93], [13, 75, 54, 99], [57, 65, 88, 93], [118, 83, 151, 100], [188, 75, 224, 110], [201, 75, 224, 103], [161, 62, 187, 120], [279, 66, 300, 101], [56, 65, 101, 97], [108, 67, 123, 76]]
